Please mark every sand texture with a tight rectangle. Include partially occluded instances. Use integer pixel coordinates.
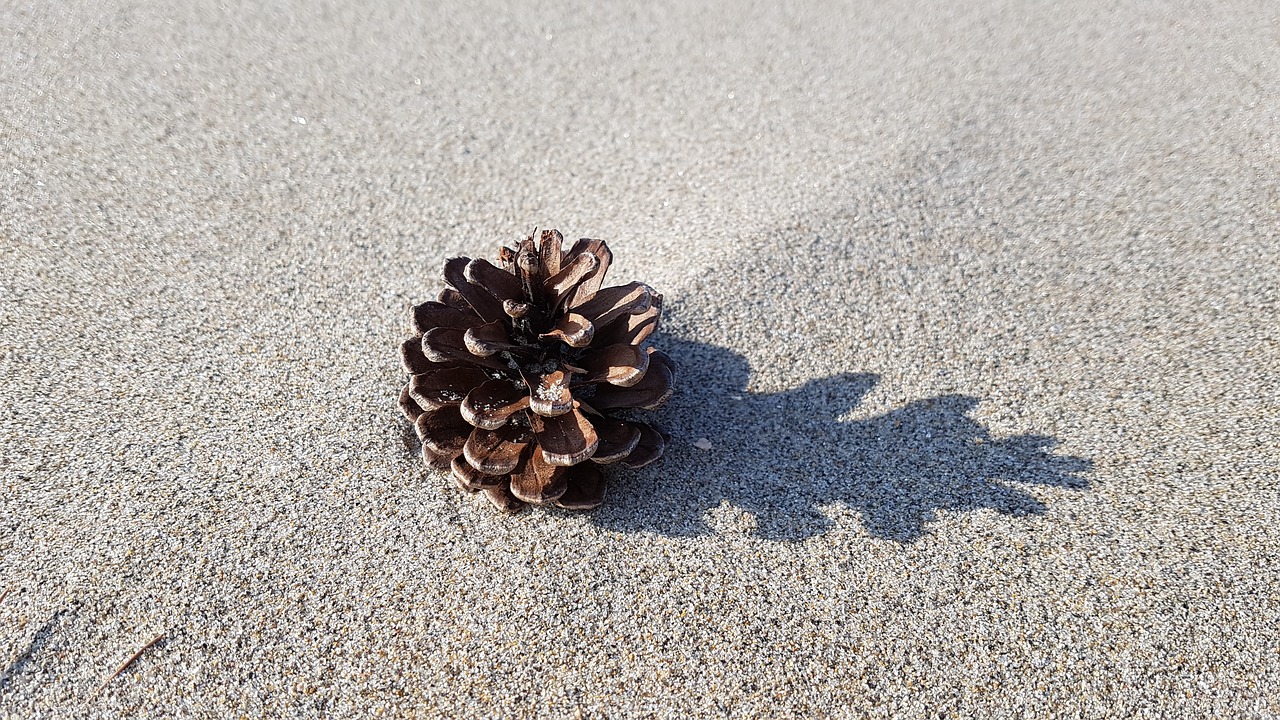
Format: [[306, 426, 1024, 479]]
[[2, 0, 1278, 717]]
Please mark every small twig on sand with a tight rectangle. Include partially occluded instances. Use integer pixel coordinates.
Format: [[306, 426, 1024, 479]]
[[0, 588, 11, 606], [95, 632, 166, 694]]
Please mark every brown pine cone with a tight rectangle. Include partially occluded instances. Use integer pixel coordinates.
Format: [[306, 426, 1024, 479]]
[[398, 230, 674, 512]]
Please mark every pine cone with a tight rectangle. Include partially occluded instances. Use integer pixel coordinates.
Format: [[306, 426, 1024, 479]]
[[398, 230, 674, 512]]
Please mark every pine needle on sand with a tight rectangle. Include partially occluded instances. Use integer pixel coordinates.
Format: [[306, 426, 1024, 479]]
[[95, 633, 166, 694]]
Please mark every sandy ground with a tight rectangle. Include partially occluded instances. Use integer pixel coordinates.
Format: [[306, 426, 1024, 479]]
[[2, 0, 1278, 717]]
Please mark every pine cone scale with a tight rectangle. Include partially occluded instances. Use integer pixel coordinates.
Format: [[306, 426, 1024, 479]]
[[578, 343, 649, 387], [553, 463, 606, 510], [482, 485, 526, 513], [409, 367, 489, 410], [463, 425, 530, 476], [527, 369, 575, 417], [460, 380, 530, 429], [401, 337, 455, 376], [462, 321, 520, 357], [571, 281, 652, 328], [438, 288, 472, 311], [538, 229, 564, 278], [399, 386, 425, 421], [413, 302, 482, 333], [588, 352, 675, 411], [442, 257, 504, 322], [538, 312, 594, 347], [563, 240, 613, 309], [592, 296, 662, 347], [422, 328, 509, 370], [463, 258, 523, 301], [531, 408, 600, 466], [452, 455, 505, 489], [589, 418, 643, 464], [417, 416, 470, 458], [619, 424, 666, 469], [423, 446, 454, 471], [509, 450, 569, 504], [545, 252, 599, 307]]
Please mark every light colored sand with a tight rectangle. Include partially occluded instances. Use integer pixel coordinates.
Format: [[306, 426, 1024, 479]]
[[2, 0, 1278, 716]]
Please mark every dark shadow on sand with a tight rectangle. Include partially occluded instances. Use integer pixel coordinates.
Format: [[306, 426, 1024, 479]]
[[591, 337, 1091, 542]]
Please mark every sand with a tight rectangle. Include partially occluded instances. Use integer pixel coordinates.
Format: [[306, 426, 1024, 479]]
[[2, 0, 1278, 716]]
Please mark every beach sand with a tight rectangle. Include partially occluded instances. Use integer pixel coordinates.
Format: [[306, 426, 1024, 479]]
[[2, 0, 1278, 716]]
